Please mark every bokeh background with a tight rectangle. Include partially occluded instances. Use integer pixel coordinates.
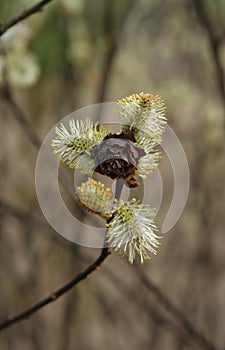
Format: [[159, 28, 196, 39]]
[[0, 0, 225, 349]]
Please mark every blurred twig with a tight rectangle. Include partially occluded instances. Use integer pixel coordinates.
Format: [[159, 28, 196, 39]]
[[0, 86, 41, 148], [0, 247, 110, 331], [97, 0, 136, 103], [0, 86, 95, 222], [0, 196, 71, 249], [135, 264, 218, 350], [192, 0, 225, 110], [98, 265, 193, 348], [0, 0, 54, 37], [0, 197, 35, 225], [97, 0, 166, 103], [97, 0, 117, 103], [79, 250, 217, 350]]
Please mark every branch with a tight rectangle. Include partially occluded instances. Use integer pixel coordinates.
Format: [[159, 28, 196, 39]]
[[0, 247, 110, 332], [135, 264, 218, 350], [0, 0, 54, 37]]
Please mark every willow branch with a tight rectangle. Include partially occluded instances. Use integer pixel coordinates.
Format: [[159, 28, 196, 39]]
[[0, 0, 54, 37], [135, 264, 218, 350], [0, 247, 110, 332]]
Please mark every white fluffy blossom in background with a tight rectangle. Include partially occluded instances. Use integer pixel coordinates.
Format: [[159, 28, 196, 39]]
[[0, 23, 40, 88], [67, 19, 92, 69], [0, 50, 40, 88], [0, 23, 31, 50], [59, 0, 84, 14]]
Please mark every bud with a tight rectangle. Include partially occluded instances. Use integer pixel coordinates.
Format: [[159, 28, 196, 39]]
[[76, 178, 112, 218]]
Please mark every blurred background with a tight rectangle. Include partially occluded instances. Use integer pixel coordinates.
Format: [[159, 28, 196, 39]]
[[0, 0, 225, 349]]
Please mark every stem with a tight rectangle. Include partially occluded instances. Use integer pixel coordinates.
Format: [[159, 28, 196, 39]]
[[0, 247, 110, 332], [0, 0, 54, 36]]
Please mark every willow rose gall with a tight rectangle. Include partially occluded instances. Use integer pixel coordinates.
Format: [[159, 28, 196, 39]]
[[52, 92, 167, 263], [51, 92, 167, 186]]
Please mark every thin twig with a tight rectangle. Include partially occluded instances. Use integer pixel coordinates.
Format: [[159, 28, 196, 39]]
[[0, 247, 110, 331], [135, 264, 218, 350], [0, 0, 54, 37]]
